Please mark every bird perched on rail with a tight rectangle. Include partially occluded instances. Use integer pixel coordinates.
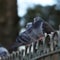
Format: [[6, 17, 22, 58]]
[[12, 16, 55, 51], [0, 44, 9, 57]]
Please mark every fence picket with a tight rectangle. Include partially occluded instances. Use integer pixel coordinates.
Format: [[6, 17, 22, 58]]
[[0, 27, 60, 60]]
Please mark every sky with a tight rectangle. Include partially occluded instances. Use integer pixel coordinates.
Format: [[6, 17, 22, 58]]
[[17, 0, 57, 17]]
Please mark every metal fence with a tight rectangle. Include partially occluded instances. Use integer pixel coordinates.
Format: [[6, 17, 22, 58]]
[[0, 26, 60, 60]]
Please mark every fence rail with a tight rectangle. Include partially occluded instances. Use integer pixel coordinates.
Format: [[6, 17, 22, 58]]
[[0, 26, 60, 60]]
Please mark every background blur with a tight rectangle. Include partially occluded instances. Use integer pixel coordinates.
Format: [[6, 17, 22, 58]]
[[0, 0, 19, 51], [0, 0, 60, 52], [18, 0, 60, 33]]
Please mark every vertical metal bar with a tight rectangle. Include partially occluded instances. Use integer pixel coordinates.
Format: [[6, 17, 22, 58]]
[[43, 57, 45, 60], [19, 51, 22, 60], [21, 50, 24, 60], [1, 56, 5, 60], [25, 45, 28, 57], [28, 44, 32, 60], [12, 52, 16, 60], [50, 34, 54, 52], [16, 51, 19, 60], [58, 52, 60, 60], [58, 25, 60, 49], [33, 41, 37, 53], [0, 57, 1, 60], [49, 54, 53, 60], [10, 54, 13, 60], [42, 36, 45, 54]]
